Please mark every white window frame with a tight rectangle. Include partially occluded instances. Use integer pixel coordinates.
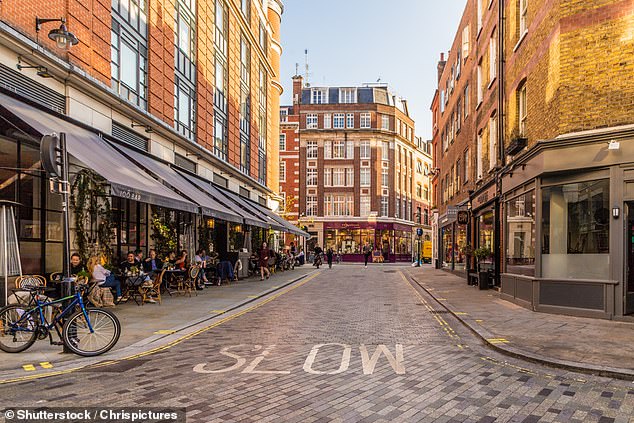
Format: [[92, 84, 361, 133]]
[[333, 140, 346, 159], [311, 88, 328, 104], [339, 88, 357, 104], [306, 113, 318, 129], [489, 115, 497, 170], [306, 196, 317, 217], [346, 113, 354, 129], [360, 168, 371, 187], [381, 114, 390, 130], [332, 168, 345, 186], [360, 141, 371, 159], [462, 25, 470, 58], [360, 196, 371, 217], [346, 141, 354, 159], [476, 132, 483, 180], [464, 148, 470, 183], [306, 140, 318, 158], [306, 168, 317, 186], [346, 168, 354, 186], [324, 168, 332, 186], [519, 0, 528, 36], [519, 83, 527, 136], [489, 34, 497, 81], [477, 61, 483, 105], [360, 113, 371, 129], [477, 0, 483, 33], [279, 133, 286, 151], [279, 160, 286, 182], [323, 113, 332, 129], [380, 196, 389, 217], [333, 113, 345, 129], [324, 141, 332, 159], [381, 168, 389, 188], [382, 141, 389, 161]]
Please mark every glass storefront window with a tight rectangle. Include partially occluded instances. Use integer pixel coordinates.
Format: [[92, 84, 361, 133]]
[[442, 224, 453, 269], [505, 191, 536, 276], [477, 211, 494, 263], [542, 179, 610, 280], [455, 224, 467, 271]]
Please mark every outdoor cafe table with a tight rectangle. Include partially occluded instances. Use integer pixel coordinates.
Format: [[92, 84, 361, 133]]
[[163, 269, 185, 295], [121, 274, 148, 305]]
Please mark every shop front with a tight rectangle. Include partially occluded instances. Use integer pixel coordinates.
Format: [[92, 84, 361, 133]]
[[439, 211, 468, 273], [323, 222, 413, 263], [500, 126, 634, 319], [470, 182, 499, 286]]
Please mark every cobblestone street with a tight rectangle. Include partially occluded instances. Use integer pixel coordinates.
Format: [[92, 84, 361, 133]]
[[1, 265, 633, 422]]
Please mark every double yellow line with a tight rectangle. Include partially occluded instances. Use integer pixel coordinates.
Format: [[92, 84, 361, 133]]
[[0, 271, 321, 385]]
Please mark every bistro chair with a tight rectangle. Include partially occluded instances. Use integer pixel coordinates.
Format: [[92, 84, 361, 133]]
[[183, 266, 199, 297], [141, 269, 164, 305], [15, 275, 47, 290]]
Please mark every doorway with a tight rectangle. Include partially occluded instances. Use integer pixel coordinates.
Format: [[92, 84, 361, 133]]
[[626, 202, 634, 314]]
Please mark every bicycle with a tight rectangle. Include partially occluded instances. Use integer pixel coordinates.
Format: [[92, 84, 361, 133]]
[[0, 284, 121, 357]]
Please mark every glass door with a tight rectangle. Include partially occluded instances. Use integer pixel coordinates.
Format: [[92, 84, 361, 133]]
[[626, 202, 634, 314]]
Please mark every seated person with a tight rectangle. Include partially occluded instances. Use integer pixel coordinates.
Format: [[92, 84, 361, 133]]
[[134, 249, 144, 264], [88, 256, 123, 302], [166, 252, 177, 268], [120, 252, 140, 274], [297, 248, 305, 265], [216, 260, 234, 285], [194, 249, 209, 285], [175, 250, 188, 270], [70, 253, 86, 275], [143, 249, 163, 274]]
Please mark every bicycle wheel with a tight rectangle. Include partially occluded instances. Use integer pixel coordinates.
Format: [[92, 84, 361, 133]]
[[62, 308, 120, 357], [0, 305, 38, 353]]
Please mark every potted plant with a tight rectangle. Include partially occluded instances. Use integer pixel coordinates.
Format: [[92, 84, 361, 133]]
[[473, 247, 492, 290]]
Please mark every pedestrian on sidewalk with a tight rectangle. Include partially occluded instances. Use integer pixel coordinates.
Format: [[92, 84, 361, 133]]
[[363, 242, 372, 268], [326, 248, 333, 269], [259, 242, 271, 280]]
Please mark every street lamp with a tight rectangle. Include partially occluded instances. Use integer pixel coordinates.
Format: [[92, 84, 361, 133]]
[[35, 17, 79, 50]]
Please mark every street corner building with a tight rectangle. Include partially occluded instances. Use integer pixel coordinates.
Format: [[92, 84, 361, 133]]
[[279, 76, 434, 263], [0, 0, 308, 305], [431, 0, 634, 319]]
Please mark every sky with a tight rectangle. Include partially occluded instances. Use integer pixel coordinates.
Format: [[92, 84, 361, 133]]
[[279, 0, 467, 140]]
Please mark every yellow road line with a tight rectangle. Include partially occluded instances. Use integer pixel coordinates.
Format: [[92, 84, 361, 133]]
[[0, 271, 322, 385], [154, 330, 176, 335]]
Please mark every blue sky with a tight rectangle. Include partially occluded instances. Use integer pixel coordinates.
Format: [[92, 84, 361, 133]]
[[279, 0, 467, 140]]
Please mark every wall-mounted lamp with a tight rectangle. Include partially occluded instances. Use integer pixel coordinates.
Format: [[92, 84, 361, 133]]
[[16, 62, 52, 78], [35, 17, 79, 50], [131, 122, 153, 133], [613, 207, 620, 219], [206, 219, 215, 229], [233, 224, 243, 233]]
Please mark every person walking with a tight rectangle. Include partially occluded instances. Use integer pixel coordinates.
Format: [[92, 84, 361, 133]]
[[363, 241, 372, 269], [326, 248, 333, 269], [259, 242, 271, 280]]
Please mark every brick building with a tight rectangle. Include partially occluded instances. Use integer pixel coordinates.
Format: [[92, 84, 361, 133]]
[[278, 100, 300, 247], [433, 0, 634, 319], [283, 76, 431, 263], [0, 0, 305, 304]]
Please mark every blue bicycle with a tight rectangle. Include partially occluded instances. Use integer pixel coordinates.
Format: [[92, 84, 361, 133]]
[[0, 284, 120, 356]]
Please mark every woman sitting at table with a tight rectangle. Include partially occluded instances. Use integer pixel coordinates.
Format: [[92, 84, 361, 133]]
[[175, 250, 188, 270], [88, 256, 124, 302]]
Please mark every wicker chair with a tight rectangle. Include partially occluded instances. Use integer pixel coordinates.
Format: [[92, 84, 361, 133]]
[[140, 269, 164, 305]]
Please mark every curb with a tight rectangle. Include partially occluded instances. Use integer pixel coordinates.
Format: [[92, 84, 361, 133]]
[[0, 270, 317, 383], [409, 275, 634, 381]]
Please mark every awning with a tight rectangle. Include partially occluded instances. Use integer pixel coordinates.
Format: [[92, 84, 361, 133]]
[[218, 188, 287, 232], [0, 92, 197, 214], [175, 170, 268, 229], [112, 143, 243, 223], [250, 203, 310, 237]]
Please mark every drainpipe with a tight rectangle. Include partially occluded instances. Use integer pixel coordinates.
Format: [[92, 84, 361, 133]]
[[494, 0, 506, 287]]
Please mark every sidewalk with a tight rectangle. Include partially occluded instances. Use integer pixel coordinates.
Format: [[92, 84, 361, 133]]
[[408, 266, 634, 380], [0, 266, 315, 373]]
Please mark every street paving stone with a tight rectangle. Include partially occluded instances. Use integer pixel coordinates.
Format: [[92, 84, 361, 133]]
[[1, 265, 634, 422]]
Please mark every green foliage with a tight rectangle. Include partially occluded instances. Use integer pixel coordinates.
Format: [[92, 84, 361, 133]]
[[150, 212, 177, 259], [473, 247, 492, 261], [70, 169, 114, 263]]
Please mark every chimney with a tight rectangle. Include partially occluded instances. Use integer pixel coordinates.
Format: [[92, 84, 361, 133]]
[[292, 75, 303, 105], [437, 52, 447, 83]]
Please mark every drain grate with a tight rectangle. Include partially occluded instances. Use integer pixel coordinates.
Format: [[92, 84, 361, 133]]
[[383, 270, 397, 273], [429, 310, 450, 314]]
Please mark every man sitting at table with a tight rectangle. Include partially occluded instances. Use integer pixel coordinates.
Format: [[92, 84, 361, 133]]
[[120, 252, 140, 274], [70, 253, 86, 275], [143, 249, 163, 275]]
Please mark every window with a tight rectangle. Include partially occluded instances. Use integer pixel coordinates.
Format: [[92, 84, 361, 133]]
[[279, 161, 286, 181], [360, 196, 371, 217], [324, 168, 332, 186], [280, 108, 288, 122], [477, 0, 483, 32], [416, 184, 422, 198], [257, 65, 268, 184], [381, 168, 389, 187], [360, 168, 371, 186], [416, 161, 423, 174], [381, 115, 390, 130], [332, 168, 345, 186], [324, 141, 332, 159], [239, 36, 251, 174], [424, 186, 429, 201], [464, 84, 470, 118], [477, 60, 483, 105], [323, 114, 332, 129], [241, 0, 250, 20], [346, 113, 354, 129], [381, 197, 389, 217], [519, 0, 528, 36], [395, 196, 400, 218], [541, 180, 609, 279], [324, 195, 353, 216], [489, 34, 497, 81], [333, 113, 345, 129], [476, 132, 483, 180], [518, 82, 527, 136], [456, 51, 461, 78], [505, 191, 535, 276], [332, 141, 346, 159], [440, 91, 445, 113], [456, 99, 462, 131], [382, 141, 389, 161], [396, 119, 402, 135], [346, 141, 354, 159], [360, 141, 371, 159], [306, 141, 318, 158], [360, 113, 371, 128], [306, 113, 318, 129], [279, 133, 286, 151], [213, 0, 228, 160], [214, 114, 227, 160], [174, 80, 195, 139], [489, 115, 497, 170], [111, 18, 148, 109], [311, 88, 328, 104], [463, 149, 470, 183], [456, 159, 461, 189], [258, 21, 267, 51], [462, 25, 470, 58], [346, 168, 354, 186], [306, 169, 317, 186], [339, 88, 356, 103], [306, 196, 317, 217]]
